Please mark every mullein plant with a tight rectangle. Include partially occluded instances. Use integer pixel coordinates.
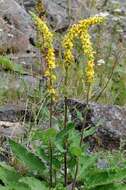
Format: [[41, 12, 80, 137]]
[[30, 12, 57, 188], [31, 11, 105, 188], [62, 16, 105, 189]]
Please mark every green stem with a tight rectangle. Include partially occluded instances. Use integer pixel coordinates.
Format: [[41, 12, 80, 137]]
[[49, 96, 53, 188], [64, 67, 68, 186], [71, 84, 90, 190], [64, 96, 68, 186]]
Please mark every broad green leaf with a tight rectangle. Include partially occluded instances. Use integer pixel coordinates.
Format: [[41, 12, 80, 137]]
[[9, 183, 30, 190], [79, 154, 97, 180], [0, 186, 9, 190], [55, 122, 75, 152], [46, 128, 57, 141], [0, 163, 20, 185], [68, 129, 80, 146], [55, 130, 66, 153], [19, 177, 48, 190], [9, 139, 45, 174], [54, 140, 65, 153], [0, 163, 30, 190], [36, 147, 48, 161], [32, 128, 57, 144], [85, 167, 126, 188], [90, 183, 126, 190], [69, 145, 82, 157]]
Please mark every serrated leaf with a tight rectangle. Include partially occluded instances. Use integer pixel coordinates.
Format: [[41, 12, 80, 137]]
[[79, 154, 97, 180], [9, 139, 45, 175], [85, 167, 126, 188], [19, 177, 48, 190], [32, 128, 57, 144], [90, 183, 126, 190], [0, 163, 20, 186]]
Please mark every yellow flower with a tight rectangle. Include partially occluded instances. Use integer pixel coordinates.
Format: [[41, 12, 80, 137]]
[[62, 16, 105, 84], [80, 31, 95, 83], [35, 0, 45, 18], [31, 12, 57, 98]]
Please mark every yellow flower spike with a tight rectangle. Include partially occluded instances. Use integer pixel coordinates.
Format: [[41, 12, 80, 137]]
[[31, 12, 57, 99], [80, 31, 95, 84], [62, 15, 105, 84]]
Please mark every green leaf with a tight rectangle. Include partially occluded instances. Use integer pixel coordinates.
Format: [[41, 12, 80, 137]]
[[33, 128, 57, 144], [85, 167, 126, 188], [2, 183, 30, 190], [46, 128, 57, 141], [76, 110, 83, 121], [83, 127, 96, 138], [55, 122, 75, 153], [52, 158, 61, 170], [69, 145, 82, 157], [66, 122, 75, 130], [0, 186, 10, 190], [0, 163, 20, 186], [79, 154, 97, 180], [9, 183, 30, 190], [90, 183, 126, 190], [55, 131, 65, 153], [9, 139, 45, 174], [19, 177, 48, 190], [36, 147, 48, 161], [68, 129, 80, 146]]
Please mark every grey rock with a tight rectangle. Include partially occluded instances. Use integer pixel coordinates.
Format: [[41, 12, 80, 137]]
[[9, 53, 43, 74], [0, 121, 25, 138], [0, 104, 33, 122], [0, 0, 34, 36], [67, 99, 126, 149], [0, 71, 40, 92], [16, 0, 36, 11], [0, 0, 37, 55], [0, 17, 32, 54], [42, 0, 93, 31]]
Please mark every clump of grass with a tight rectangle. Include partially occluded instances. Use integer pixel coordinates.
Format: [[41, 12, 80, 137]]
[[0, 55, 24, 74]]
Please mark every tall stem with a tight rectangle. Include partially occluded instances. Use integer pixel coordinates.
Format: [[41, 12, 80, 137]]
[[71, 85, 90, 190], [49, 96, 53, 188], [64, 96, 68, 186], [64, 68, 68, 186]]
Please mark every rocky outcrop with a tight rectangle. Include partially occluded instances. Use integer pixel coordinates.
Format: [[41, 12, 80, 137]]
[[16, 0, 36, 11], [42, 0, 94, 31], [0, 104, 33, 122], [0, 17, 31, 54], [0, 121, 25, 138], [0, 0, 34, 36], [0, 0, 37, 56], [67, 99, 126, 149], [0, 0, 44, 75]]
